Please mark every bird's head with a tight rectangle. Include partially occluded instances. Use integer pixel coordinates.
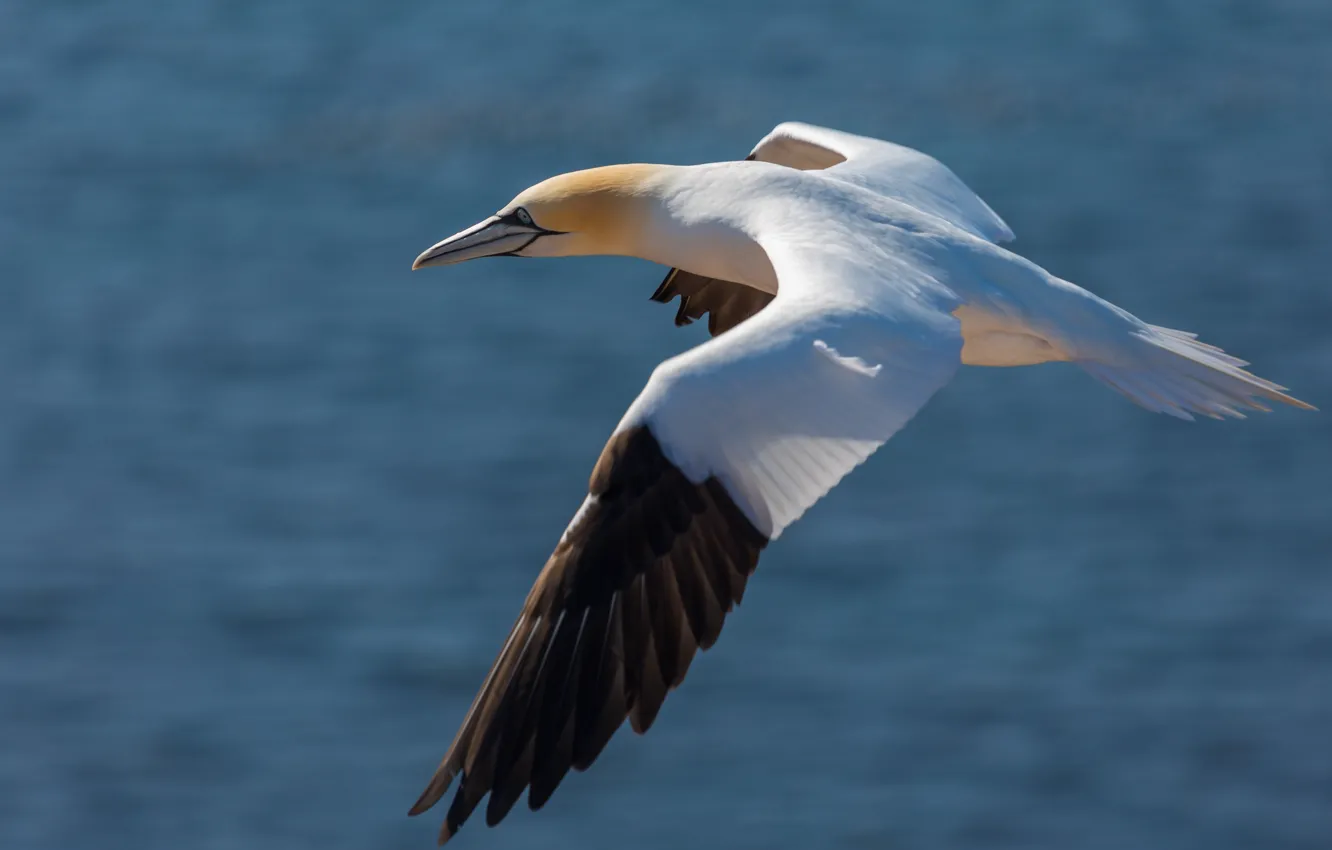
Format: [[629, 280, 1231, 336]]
[[411, 164, 665, 270]]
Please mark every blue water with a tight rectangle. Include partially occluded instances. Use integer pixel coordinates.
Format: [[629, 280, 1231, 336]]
[[3, 2, 1331, 848]]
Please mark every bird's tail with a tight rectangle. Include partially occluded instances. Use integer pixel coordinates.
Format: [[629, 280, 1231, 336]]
[[1077, 324, 1314, 419]]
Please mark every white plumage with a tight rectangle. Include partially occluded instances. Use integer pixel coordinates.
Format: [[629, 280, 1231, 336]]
[[604, 122, 1310, 535], [407, 122, 1313, 844]]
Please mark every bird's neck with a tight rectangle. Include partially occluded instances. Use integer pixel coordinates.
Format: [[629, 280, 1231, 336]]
[[633, 166, 779, 294], [524, 163, 780, 293]]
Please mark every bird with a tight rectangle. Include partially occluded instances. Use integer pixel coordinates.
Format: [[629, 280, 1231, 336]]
[[406, 122, 1313, 843]]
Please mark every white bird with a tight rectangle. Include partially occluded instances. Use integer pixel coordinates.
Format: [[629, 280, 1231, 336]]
[[407, 122, 1312, 843]]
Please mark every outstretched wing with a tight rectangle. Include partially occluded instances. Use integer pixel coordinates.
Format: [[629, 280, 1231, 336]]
[[649, 121, 1009, 338], [414, 239, 964, 844], [748, 122, 1014, 244], [410, 423, 766, 843]]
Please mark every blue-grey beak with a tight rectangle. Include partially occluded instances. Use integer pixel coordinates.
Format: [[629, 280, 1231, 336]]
[[411, 215, 545, 270]]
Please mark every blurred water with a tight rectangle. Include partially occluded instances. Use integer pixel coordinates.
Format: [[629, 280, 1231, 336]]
[[3, 1, 1332, 848]]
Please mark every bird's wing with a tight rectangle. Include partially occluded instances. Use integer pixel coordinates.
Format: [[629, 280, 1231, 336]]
[[648, 267, 775, 336], [413, 238, 963, 844], [748, 121, 1015, 244], [649, 121, 1007, 339]]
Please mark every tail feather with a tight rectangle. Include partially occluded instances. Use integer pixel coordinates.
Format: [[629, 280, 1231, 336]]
[[1078, 325, 1314, 420], [1147, 325, 1249, 367]]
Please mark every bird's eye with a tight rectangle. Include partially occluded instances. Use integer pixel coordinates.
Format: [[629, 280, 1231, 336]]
[[514, 208, 534, 226]]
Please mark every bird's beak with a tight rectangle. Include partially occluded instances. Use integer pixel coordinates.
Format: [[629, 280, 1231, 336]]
[[411, 216, 545, 270]]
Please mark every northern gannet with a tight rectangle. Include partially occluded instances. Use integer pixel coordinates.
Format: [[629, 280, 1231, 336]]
[[407, 122, 1312, 843]]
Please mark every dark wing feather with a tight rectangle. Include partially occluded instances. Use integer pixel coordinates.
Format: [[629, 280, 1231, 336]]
[[410, 426, 768, 844], [646, 151, 774, 337], [649, 268, 776, 337]]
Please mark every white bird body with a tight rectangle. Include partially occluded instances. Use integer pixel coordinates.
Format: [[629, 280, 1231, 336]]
[[407, 122, 1312, 843]]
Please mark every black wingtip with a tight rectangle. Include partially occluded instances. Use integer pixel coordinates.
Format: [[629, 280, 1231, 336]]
[[408, 794, 436, 817], [673, 297, 695, 327], [408, 786, 435, 816], [409, 767, 456, 817], [410, 425, 768, 844], [437, 820, 456, 846], [649, 268, 679, 303]]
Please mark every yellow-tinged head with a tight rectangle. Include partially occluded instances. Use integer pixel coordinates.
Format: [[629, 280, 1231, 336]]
[[411, 164, 665, 270]]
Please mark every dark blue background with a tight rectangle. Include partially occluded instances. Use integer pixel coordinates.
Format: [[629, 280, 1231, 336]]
[[3, 2, 1330, 847]]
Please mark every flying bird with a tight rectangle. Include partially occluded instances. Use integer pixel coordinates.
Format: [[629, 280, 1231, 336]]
[[407, 122, 1312, 843]]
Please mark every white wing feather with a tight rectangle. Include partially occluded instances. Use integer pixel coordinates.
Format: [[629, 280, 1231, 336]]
[[750, 121, 1015, 244], [618, 243, 962, 539]]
